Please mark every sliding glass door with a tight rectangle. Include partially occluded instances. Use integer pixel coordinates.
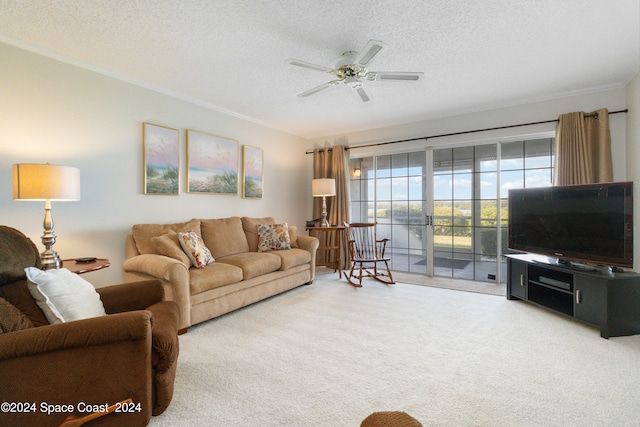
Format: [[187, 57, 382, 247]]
[[349, 152, 429, 274], [349, 138, 554, 284]]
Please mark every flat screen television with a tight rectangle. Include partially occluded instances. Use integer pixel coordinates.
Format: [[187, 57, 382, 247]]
[[508, 182, 634, 268]]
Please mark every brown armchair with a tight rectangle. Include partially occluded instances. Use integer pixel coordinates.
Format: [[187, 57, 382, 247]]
[[0, 226, 180, 427]]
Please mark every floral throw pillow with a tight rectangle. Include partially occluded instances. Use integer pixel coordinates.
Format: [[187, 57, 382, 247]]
[[257, 223, 291, 252], [178, 231, 215, 268]]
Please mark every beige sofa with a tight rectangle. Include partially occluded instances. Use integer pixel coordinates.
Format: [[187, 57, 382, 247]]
[[123, 217, 319, 331]]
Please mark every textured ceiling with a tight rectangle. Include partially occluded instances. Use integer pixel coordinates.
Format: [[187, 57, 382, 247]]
[[0, 0, 639, 139]]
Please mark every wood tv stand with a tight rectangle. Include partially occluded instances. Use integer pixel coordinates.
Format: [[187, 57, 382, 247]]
[[506, 254, 640, 338]]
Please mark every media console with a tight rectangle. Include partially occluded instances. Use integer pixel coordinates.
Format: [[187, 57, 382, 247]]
[[506, 254, 640, 338]]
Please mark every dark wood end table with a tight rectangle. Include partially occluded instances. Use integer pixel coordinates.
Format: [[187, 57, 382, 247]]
[[62, 258, 111, 274], [306, 226, 345, 278]]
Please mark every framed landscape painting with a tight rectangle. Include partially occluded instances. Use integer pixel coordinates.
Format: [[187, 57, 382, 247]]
[[143, 122, 179, 195], [242, 145, 263, 199], [187, 130, 239, 194]]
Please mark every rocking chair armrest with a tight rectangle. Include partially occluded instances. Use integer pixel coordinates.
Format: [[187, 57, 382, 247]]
[[376, 239, 390, 257]]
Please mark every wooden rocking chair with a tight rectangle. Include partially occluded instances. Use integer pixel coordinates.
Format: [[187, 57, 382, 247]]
[[345, 222, 395, 287]]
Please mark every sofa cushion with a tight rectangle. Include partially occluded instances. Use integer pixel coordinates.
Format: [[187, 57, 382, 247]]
[[257, 223, 291, 252], [132, 218, 201, 255], [25, 267, 107, 324], [201, 217, 249, 259], [151, 230, 192, 267], [178, 231, 215, 268], [242, 217, 275, 252], [216, 252, 281, 280], [289, 225, 299, 248], [271, 248, 311, 271], [0, 296, 34, 333], [189, 263, 244, 294]]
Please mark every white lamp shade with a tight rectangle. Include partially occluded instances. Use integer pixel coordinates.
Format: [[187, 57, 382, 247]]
[[312, 178, 336, 197], [13, 164, 81, 201]]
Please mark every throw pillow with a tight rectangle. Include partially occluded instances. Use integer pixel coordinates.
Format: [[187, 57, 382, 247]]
[[257, 223, 291, 252], [25, 267, 107, 324], [178, 231, 215, 268], [0, 297, 34, 333], [152, 230, 192, 267]]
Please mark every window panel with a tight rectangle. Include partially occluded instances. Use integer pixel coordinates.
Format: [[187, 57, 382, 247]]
[[409, 226, 426, 249], [350, 180, 361, 201], [434, 175, 452, 200], [391, 202, 409, 224], [376, 155, 391, 178], [376, 178, 391, 200], [408, 151, 426, 175], [434, 226, 453, 250], [408, 175, 425, 200], [433, 149, 453, 175], [391, 176, 409, 200], [453, 147, 474, 173], [525, 168, 552, 188], [391, 153, 408, 177], [525, 139, 553, 169], [409, 202, 426, 224], [453, 173, 472, 200], [476, 144, 497, 172], [433, 201, 452, 226], [501, 141, 524, 171], [478, 172, 497, 199], [500, 170, 524, 198]]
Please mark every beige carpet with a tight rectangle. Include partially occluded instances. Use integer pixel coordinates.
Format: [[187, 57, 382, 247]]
[[150, 272, 640, 426]]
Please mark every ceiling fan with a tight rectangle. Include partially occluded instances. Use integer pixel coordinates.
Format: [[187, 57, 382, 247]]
[[286, 39, 424, 103]]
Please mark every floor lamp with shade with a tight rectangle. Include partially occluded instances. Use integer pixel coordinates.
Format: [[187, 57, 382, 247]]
[[12, 163, 81, 269], [312, 178, 336, 227]]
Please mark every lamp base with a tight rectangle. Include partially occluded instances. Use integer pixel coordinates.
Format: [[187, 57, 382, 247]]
[[320, 195, 329, 227], [40, 201, 62, 269], [41, 251, 62, 270]]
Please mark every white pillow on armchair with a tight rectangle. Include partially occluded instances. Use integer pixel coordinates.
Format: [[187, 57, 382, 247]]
[[25, 267, 106, 324]]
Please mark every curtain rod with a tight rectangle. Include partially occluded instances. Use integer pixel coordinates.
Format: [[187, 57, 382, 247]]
[[305, 108, 628, 154]]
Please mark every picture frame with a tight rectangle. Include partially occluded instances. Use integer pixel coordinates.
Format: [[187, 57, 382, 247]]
[[242, 145, 263, 199], [143, 122, 180, 195], [186, 129, 239, 194]]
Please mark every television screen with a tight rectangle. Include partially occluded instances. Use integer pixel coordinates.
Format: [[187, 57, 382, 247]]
[[508, 182, 634, 268]]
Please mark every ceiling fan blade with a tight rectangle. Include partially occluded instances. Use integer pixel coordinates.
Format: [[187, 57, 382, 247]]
[[297, 81, 340, 97], [355, 39, 387, 67], [367, 71, 424, 81], [351, 84, 373, 103], [285, 59, 334, 73]]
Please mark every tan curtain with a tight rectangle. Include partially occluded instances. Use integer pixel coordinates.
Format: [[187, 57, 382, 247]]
[[553, 108, 613, 185], [313, 146, 350, 268]]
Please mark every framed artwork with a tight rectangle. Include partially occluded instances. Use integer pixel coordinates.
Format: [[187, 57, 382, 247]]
[[187, 130, 239, 194], [143, 122, 180, 195], [242, 145, 263, 199]]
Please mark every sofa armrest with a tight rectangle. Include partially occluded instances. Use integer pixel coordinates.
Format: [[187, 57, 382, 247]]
[[0, 312, 153, 426], [296, 235, 319, 281], [123, 254, 191, 330], [98, 279, 165, 314]]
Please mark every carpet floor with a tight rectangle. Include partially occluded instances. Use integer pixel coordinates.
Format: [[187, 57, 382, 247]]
[[150, 272, 640, 426]]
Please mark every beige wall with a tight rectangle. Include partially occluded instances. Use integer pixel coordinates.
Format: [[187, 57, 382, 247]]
[[0, 42, 312, 286]]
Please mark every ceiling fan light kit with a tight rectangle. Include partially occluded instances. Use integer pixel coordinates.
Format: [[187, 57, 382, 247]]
[[286, 39, 424, 103]]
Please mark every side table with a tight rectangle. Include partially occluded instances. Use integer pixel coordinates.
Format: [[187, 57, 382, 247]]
[[61, 258, 111, 275], [306, 226, 345, 278]]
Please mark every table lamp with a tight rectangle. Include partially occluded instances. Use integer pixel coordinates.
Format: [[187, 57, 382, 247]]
[[13, 163, 81, 269], [312, 178, 336, 227]]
